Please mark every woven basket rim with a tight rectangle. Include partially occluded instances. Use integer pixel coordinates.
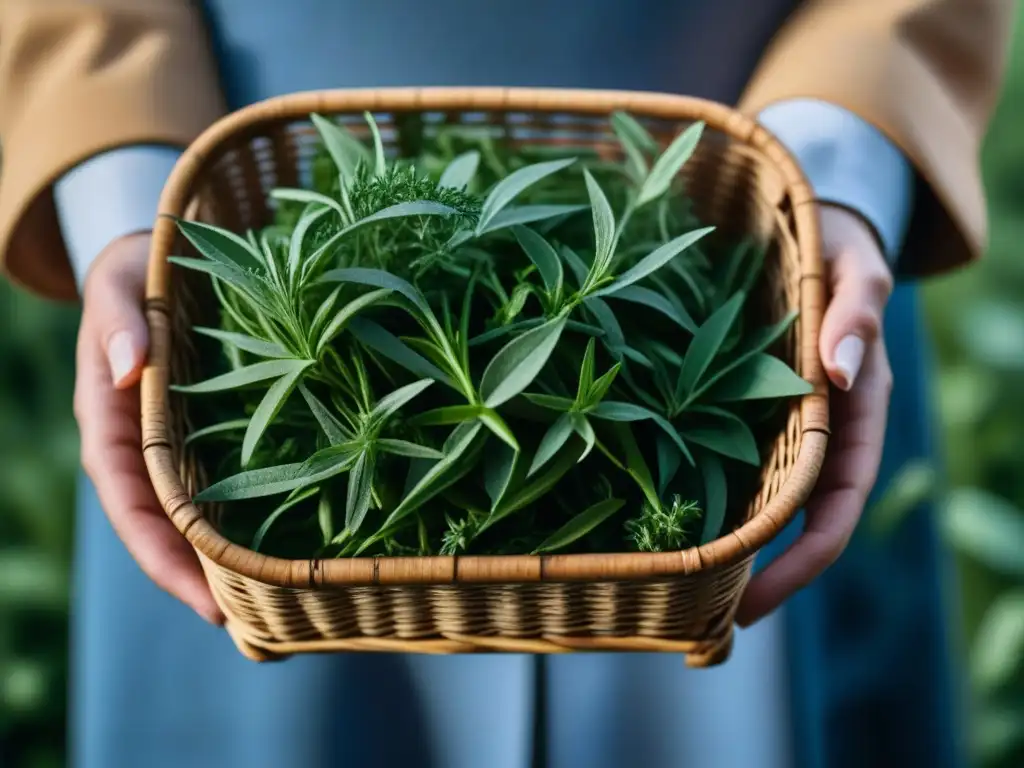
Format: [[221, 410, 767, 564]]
[[141, 86, 829, 589]]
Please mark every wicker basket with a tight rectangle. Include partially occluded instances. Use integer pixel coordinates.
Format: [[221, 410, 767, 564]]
[[141, 87, 828, 667]]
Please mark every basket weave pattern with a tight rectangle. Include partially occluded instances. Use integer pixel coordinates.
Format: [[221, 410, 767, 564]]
[[142, 88, 828, 666]]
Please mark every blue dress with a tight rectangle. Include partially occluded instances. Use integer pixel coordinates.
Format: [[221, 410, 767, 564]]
[[56, 1, 965, 766]]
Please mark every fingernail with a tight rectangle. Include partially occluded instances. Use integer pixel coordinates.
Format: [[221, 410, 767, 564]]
[[107, 331, 137, 385], [833, 335, 865, 391]]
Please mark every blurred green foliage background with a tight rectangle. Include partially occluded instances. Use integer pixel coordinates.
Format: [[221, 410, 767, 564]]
[[2, 20, 1024, 768]]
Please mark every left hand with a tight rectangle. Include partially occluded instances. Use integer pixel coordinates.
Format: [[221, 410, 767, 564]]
[[736, 205, 895, 626]]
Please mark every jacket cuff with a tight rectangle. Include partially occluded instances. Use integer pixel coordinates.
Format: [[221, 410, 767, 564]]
[[758, 98, 915, 272], [53, 146, 182, 291]]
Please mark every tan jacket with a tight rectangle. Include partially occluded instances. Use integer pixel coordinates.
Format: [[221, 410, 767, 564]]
[[0, 0, 1014, 301]]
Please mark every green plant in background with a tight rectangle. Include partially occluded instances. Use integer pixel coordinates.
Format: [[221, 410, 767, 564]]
[[172, 111, 810, 560]]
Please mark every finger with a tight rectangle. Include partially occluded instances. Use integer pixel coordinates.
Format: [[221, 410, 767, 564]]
[[76, 241, 224, 625], [736, 339, 892, 626], [818, 211, 893, 392], [83, 235, 151, 389]]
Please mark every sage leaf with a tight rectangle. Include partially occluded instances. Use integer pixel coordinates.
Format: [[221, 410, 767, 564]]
[[316, 288, 394, 355], [591, 227, 714, 300], [559, 244, 590, 287], [655, 433, 682, 496], [699, 452, 728, 544], [167, 257, 269, 311], [529, 413, 574, 476], [675, 291, 746, 402], [175, 219, 261, 271], [478, 408, 520, 452], [603, 285, 697, 332], [439, 150, 481, 189], [408, 404, 482, 427], [484, 441, 519, 510], [478, 204, 588, 235], [345, 451, 376, 534], [298, 383, 350, 445], [479, 317, 567, 408], [485, 439, 585, 529], [636, 121, 704, 207], [589, 401, 656, 421], [476, 158, 577, 234], [172, 358, 313, 394], [708, 353, 813, 402], [286, 205, 335, 281], [184, 419, 250, 446], [583, 170, 616, 278], [376, 439, 444, 460], [348, 318, 456, 389], [321, 267, 431, 320], [607, 423, 660, 510], [369, 379, 434, 425], [513, 226, 564, 297], [310, 113, 372, 181], [252, 486, 320, 552], [683, 406, 760, 465], [523, 393, 575, 412], [192, 327, 289, 358], [610, 111, 658, 153], [571, 413, 596, 462], [532, 498, 626, 554], [194, 462, 309, 502], [241, 361, 314, 466]]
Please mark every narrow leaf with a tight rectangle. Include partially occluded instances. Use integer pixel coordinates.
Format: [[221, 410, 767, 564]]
[[682, 406, 760, 465], [476, 158, 577, 233], [637, 121, 704, 207], [184, 419, 250, 446], [480, 317, 567, 408], [478, 204, 588, 235], [408, 404, 482, 427], [348, 318, 456, 388], [655, 433, 682, 496], [376, 439, 444, 460], [699, 452, 728, 544], [364, 111, 387, 178], [345, 452, 375, 534], [603, 286, 697, 332], [532, 498, 626, 554], [175, 218, 261, 271], [320, 267, 433, 319], [192, 327, 289, 358], [252, 486, 320, 552], [486, 440, 585, 529], [369, 379, 434, 424], [708, 354, 813, 402], [610, 111, 658, 153], [241, 361, 313, 466], [478, 408, 520, 452], [513, 225, 564, 296], [591, 227, 714, 299], [310, 113, 372, 181], [439, 150, 481, 189], [316, 287, 394, 355], [571, 413, 597, 462], [298, 383, 350, 445], [194, 462, 308, 502], [583, 169, 616, 277], [529, 413, 575, 476], [484, 441, 519, 510], [675, 291, 746, 401], [522, 393, 575, 412], [286, 205, 335, 280], [172, 358, 313, 394]]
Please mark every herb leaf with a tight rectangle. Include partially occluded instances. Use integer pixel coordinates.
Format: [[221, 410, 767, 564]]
[[532, 498, 625, 554]]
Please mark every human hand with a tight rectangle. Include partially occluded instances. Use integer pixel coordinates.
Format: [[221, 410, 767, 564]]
[[736, 205, 894, 626], [74, 232, 224, 624]]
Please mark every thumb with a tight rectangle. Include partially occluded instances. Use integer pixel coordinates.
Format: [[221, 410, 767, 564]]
[[84, 234, 152, 390], [818, 216, 893, 392]]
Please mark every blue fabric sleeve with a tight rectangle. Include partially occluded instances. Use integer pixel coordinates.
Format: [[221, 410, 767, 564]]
[[53, 146, 183, 290], [757, 98, 915, 270]]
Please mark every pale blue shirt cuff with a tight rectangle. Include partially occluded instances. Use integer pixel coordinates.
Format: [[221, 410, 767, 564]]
[[53, 146, 182, 291], [758, 98, 915, 272]]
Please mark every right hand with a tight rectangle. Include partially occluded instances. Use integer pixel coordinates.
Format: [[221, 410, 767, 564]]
[[74, 232, 224, 624]]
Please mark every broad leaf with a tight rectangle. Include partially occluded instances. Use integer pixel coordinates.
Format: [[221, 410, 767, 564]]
[[192, 327, 288, 358], [636, 121, 704, 207], [529, 413, 574, 476], [348, 318, 456, 389], [699, 452, 728, 544], [532, 498, 626, 554], [513, 225, 564, 297], [172, 358, 313, 394], [241, 361, 314, 466], [708, 353, 813, 402], [476, 158, 577, 233], [591, 227, 714, 299], [252, 487, 320, 552], [439, 150, 481, 189], [479, 317, 567, 407], [675, 291, 746, 402]]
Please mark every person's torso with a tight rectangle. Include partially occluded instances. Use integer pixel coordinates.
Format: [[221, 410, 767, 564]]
[[200, 0, 801, 109]]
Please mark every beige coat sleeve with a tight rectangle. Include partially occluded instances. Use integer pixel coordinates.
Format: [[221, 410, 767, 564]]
[[739, 0, 1015, 276], [0, 0, 225, 300]]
